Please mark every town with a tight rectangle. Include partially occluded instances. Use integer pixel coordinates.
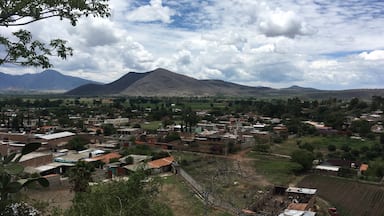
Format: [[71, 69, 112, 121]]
[[1, 96, 384, 215]]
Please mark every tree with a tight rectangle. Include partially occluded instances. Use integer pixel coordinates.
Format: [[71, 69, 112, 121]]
[[1, 0, 110, 68], [291, 150, 314, 171], [350, 120, 371, 137], [67, 136, 89, 151], [0, 143, 49, 209], [66, 170, 172, 216], [327, 144, 336, 152], [102, 123, 116, 136], [68, 160, 94, 193]]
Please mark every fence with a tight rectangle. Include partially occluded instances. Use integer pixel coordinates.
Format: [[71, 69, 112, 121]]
[[177, 167, 240, 215]]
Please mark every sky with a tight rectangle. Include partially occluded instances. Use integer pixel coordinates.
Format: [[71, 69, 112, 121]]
[[1, 0, 384, 90]]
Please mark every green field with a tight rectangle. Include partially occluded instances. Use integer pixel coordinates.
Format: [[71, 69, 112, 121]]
[[271, 135, 377, 156], [247, 152, 301, 185]]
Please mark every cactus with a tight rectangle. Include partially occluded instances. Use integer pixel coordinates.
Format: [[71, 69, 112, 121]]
[[0, 143, 49, 206]]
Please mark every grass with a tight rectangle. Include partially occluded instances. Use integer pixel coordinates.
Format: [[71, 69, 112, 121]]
[[248, 152, 300, 185], [159, 175, 229, 216], [141, 121, 162, 130], [271, 135, 377, 156]]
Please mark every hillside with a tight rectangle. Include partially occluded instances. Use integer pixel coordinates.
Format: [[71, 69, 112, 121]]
[[67, 68, 278, 97], [66, 68, 384, 99], [0, 70, 98, 92]]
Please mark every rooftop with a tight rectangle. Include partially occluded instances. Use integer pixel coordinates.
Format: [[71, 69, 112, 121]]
[[279, 209, 316, 216], [286, 187, 317, 195], [35, 131, 75, 140], [148, 156, 174, 169]]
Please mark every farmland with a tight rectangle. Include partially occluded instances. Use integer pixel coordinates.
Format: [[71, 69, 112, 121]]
[[298, 175, 384, 216]]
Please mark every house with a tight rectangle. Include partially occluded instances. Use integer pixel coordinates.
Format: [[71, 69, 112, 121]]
[[147, 156, 174, 174], [359, 164, 369, 175], [286, 187, 317, 211], [85, 152, 122, 164], [35, 131, 76, 149]]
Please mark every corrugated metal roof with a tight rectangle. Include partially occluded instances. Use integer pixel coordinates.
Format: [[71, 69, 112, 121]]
[[36, 132, 75, 140], [315, 165, 340, 172], [286, 187, 317, 195]]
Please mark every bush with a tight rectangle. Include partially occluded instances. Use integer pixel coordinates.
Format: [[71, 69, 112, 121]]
[[328, 144, 336, 152], [253, 144, 270, 153], [291, 150, 314, 171], [299, 143, 314, 152], [125, 156, 134, 165], [67, 136, 89, 151]]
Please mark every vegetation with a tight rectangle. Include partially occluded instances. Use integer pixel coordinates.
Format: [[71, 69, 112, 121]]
[[291, 149, 315, 171], [249, 154, 302, 185], [66, 170, 172, 216], [68, 160, 94, 192], [0, 143, 49, 210], [299, 175, 384, 216], [0, 0, 110, 68], [67, 136, 89, 151]]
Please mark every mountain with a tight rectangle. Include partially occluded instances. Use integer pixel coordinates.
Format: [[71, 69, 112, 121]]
[[0, 70, 98, 92], [67, 68, 274, 97], [66, 68, 384, 99]]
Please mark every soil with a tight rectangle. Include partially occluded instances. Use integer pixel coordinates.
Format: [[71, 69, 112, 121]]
[[23, 187, 74, 211]]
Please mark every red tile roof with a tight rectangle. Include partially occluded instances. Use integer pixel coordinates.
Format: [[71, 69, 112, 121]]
[[91, 152, 122, 163], [360, 164, 369, 172], [148, 156, 174, 169]]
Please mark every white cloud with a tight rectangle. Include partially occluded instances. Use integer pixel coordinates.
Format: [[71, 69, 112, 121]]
[[1, 0, 384, 90], [309, 60, 338, 69], [257, 8, 315, 38], [126, 0, 175, 24], [359, 50, 384, 61]]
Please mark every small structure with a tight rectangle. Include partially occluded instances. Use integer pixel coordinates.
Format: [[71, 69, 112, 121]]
[[314, 165, 340, 176], [147, 156, 174, 174], [278, 209, 316, 216], [286, 187, 317, 211], [85, 152, 121, 164]]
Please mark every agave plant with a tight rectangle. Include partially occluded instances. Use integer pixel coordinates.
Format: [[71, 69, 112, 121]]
[[0, 143, 49, 206]]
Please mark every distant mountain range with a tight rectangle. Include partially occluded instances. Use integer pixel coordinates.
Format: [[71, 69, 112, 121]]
[[1, 68, 383, 99], [67, 68, 384, 99], [0, 70, 98, 92]]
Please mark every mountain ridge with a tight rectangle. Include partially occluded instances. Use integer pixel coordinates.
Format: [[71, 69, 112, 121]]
[[66, 68, 384, 99], [0, 69, 98, 92]]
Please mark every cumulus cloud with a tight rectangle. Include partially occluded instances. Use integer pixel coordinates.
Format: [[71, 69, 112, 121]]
[[1, 0, 384, 90], [257, 8, 315, 38], [359, 50, 384, 60], [126, 0, 175, 24]]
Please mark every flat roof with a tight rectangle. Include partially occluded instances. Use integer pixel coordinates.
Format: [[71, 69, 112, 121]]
[[35, 131, 75, 140], [279, 209, 316, 216], [315, 165, 340, 172], [286, 187, 317, 195], [19, 152, 52, 162], [124, 163, 150, 172], [25, 162, 74, 173]]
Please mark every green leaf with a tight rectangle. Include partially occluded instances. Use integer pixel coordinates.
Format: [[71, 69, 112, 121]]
[[3, 152, 17, 164], [4, 163, 24, 175], [0, 175, 11, 189], [4, 182, 22, 193], [37, 177, 50, 187], [21, 177, 49, 188]]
